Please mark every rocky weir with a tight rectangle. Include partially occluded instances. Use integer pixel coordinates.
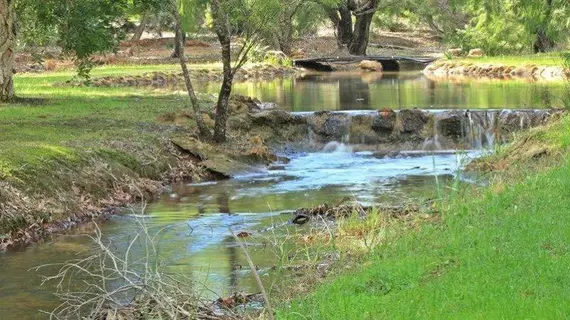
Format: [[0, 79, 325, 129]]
[[234, 104, 564, 152]]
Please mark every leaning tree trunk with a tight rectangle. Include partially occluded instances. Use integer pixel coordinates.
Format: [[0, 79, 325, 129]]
[[212, 0, 233, 143], [0, 0, 16, 102], [172, 7, 211, 139], [171, 29, 186, 59], [131, 11, 149, 41]]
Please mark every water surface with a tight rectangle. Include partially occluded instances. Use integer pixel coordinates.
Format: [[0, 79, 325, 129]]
[[196, 72, 567, 111], [0, 149, 475, 318]]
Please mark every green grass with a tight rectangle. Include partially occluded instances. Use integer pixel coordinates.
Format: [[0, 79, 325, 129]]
[[450, 52, 565, 66], [0, 64, 217, 235], [277, 117, 570, 319], [1, 64, 217, 169]]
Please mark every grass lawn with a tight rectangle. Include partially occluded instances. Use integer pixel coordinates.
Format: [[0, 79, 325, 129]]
[[0, 64, 216, 174], [277, 117, 570, 319], [450, 52, 566, 67]]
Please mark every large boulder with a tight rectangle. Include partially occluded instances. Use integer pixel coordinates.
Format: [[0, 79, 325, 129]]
[[309, 112, 351, 141], [372, 108, 397, 133], [399, 109, 428, 133], [438, 111, 465, 140], [446, 48, 463, 57], [358, 60, 383, 72], [468, 48, 485, 58], [250, 109, 293, 125]]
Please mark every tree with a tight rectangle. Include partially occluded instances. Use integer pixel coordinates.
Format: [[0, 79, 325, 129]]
[[2, 0, 154, 101], [270, 0, 337, 55], [210, 0, 271, 143], [172, 3, 212, 139], [174, 0, 278, 143], [0, 0, 16, 101], [324, 0, 379, 55]]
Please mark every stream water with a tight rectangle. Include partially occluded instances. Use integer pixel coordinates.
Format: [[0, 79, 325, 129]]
[[0, 70, 564, 318]]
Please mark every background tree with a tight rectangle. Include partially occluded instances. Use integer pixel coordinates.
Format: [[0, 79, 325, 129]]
[[323, 0, 380, 55], [1, 0, 16, 101], [2, 0, 158, 101]]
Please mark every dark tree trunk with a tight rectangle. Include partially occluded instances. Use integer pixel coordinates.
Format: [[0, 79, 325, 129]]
[[338, 5, 354, 45], [278, 16, 294, 55], [533, 0, 555, 53], [212, 0, 233, 143], [327, 5, 353, 48], [0, 0, 15, 101], [348, 9, 375, 55], [131, 12, 149, 41], [173, 7, 211, 140], [534, 29, 555, 53]]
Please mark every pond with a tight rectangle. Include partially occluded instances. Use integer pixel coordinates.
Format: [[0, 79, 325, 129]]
[[196, 71, 568, 111]]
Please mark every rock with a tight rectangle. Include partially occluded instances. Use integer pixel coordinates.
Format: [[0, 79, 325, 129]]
[[438, 111, 465, 140], [399, 109, 428, 133], [358, 60, 383, 72], [310, 113, 351, 141], [202, 113, 215, 128], [250, 109, 293, 125], [372, 108, 397, 133], [446, 48, 463, 57], [467, 48, 485, 58]]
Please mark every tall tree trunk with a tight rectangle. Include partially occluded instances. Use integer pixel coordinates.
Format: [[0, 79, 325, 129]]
[[131, 11, 149, 41], [348, 1, 378, 56], [327, 5, 353, 48], [173, 7, 211, 139], [0, 0, 16, 102], [278, 15, 294, 55], [212, 0, 233, 144], [533, 0, 555, 53], [534, 29, 555, 53]]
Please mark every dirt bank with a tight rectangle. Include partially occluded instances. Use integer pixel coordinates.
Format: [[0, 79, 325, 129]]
[[60, 65, 303, 88], [424, 60, 569, 81]]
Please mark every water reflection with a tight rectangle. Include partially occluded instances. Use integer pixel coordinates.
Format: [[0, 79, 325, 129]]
[[195, 72, 567, 111]]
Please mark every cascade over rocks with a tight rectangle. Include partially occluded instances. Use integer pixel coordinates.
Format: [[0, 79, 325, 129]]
[[229, 105, 564, 151]]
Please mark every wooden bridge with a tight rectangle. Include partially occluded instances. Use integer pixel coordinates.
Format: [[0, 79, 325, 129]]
[[293, 56, 438, 72]]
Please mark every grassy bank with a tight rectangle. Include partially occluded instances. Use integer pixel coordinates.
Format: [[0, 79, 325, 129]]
[[277, 117, 570, 318], [450, 52, 565, 67], [0, 64, 236, 248]]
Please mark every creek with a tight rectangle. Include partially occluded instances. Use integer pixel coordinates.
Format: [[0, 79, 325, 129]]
[[0, 70, 564, 318]]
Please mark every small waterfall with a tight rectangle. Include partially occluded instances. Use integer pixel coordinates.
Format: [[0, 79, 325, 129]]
[[422, 114, 442, 151], [322, 141, 353, 153], [289, 109, 560, 151], [462, 111, 499, 150]]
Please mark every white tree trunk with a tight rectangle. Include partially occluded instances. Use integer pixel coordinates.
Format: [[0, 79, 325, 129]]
[[0, 0, 15, 101]]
